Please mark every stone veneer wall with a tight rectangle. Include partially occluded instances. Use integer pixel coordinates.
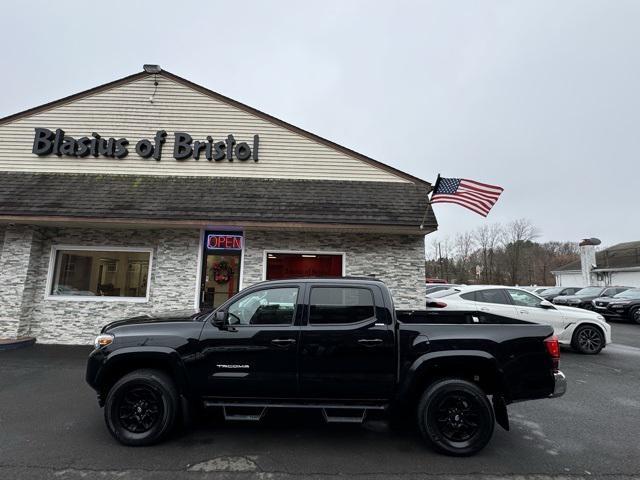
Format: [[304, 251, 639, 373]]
[[243, 230, 426, 310], [0, 226, 426, 344], [0, 225, 39, 338], [5, 226, 201, 344]]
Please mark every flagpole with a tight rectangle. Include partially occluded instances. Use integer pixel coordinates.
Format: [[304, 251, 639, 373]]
[[420, 173, 441, 230], [431, 173, 442, 200]]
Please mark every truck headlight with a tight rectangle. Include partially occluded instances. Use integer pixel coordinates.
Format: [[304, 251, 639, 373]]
[[94, 333, 114, 349]]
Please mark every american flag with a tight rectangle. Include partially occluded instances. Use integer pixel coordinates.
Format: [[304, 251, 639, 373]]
[[430, 177, 504, 217]]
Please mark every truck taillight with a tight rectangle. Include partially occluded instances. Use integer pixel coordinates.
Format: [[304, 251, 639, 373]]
[[426, 301, 447, 308], [545, 335, 560, 371]]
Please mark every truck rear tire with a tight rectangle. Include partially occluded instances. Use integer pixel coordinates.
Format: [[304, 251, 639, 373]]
[[104, 369, 179, 446], [417, 378, 495, 456]]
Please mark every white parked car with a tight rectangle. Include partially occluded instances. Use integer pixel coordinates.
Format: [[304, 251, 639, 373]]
[[426, 285, 612, 354]]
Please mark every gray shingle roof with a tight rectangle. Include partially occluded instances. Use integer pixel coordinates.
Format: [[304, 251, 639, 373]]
[[0, 172, 436, 229]]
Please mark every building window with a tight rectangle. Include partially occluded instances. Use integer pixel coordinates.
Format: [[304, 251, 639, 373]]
[[265, 252, 344, 280], [47, 247, 152, 301]]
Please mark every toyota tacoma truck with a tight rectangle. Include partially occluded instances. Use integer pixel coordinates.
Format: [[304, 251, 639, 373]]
[[86, 277, 566, 456]]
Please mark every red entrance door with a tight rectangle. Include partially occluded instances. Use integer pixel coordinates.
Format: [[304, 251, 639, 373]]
[[266, 253, 343, 280]]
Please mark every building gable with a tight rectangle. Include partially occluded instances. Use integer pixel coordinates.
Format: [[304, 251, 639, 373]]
[[0, 71, 419, 183]]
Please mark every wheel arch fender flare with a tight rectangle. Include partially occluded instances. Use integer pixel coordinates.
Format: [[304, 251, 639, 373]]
[[97, 346, 190, 395], [397, 350, 506, 401]]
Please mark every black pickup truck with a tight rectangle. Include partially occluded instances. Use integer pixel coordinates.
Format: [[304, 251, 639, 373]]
[[86, 277, 566, 456]]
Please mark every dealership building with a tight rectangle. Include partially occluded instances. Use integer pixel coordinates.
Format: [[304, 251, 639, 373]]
[[0, 66, 437, 344]]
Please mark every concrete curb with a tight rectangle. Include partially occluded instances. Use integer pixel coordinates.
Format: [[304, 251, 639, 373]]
[[0, 337, 36, 351]]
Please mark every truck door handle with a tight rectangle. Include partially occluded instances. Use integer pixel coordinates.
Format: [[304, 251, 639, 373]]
[[271, 338, 296, 346], [358, 338, 383, 346]]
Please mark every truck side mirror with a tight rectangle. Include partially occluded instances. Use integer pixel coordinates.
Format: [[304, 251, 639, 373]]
[[540, 300, 555, 309], [212, 310, 228, 327]]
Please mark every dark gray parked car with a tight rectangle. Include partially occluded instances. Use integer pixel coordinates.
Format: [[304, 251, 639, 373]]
[[553, 286, 631, 310], [538, 286, 582, 302]]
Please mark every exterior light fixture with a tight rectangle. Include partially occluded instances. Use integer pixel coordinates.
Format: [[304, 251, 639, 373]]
[[144, 65, 161, 103]]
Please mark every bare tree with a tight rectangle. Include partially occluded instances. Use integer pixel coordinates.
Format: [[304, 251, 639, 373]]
[[454, 232, 476, 282], [474, 223, 503, 283], [426, 221, 577, 286], [425, 236, 454, 281], [502, 218, 540, 284]]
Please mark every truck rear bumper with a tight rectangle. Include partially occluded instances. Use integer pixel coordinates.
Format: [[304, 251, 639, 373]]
[[550, 371, 567, 398]]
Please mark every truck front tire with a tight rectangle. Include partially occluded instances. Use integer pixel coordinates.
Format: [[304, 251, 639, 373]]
[[104, 369, 179, 446], [417, 378, 495, 456]]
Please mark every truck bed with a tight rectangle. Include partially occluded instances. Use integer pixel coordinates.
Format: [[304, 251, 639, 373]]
[[395, 309, 556, 402]]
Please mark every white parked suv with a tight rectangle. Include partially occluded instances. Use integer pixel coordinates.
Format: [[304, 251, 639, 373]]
[[426, 285, 612, 354]]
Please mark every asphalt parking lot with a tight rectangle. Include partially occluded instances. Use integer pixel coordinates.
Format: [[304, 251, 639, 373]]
[[1, 321, 639, 480]]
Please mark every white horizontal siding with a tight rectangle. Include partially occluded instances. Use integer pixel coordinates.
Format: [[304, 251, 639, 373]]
[[609, 271, 640, 288], [554, 272, 586, 287], [0, 76, 408, 182]]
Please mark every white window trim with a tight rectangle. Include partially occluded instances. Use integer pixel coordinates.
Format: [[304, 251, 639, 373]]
[[262, 250, 346, 281], [45, 245, 154, 303]]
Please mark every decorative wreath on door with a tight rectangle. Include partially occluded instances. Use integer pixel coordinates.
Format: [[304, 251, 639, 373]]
[[210, 260, 234, 285]]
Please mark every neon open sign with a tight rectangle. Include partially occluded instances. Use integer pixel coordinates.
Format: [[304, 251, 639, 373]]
[[207, 234, 243, 250]]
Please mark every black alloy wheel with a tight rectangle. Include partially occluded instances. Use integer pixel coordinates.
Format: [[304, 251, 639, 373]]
[[572, 324, 604, 354], [417, 379, 494, 456], [118, 385, 163, 433], [104, 369, 179, 446], [434, 394, 481, 442], [631, 307, 640, 325]]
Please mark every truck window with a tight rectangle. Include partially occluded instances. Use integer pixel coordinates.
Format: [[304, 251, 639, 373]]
[[227, 287, 299, 325], [309, 287, 375, 324]]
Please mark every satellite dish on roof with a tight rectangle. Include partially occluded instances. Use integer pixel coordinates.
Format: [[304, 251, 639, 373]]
[[579, 237, 601, 246]]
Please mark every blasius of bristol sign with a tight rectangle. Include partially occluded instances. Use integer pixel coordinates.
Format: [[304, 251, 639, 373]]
[[32, 128, 259, 162]]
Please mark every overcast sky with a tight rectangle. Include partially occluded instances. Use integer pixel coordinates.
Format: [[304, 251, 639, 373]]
[[1, 1, 638, 247]]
